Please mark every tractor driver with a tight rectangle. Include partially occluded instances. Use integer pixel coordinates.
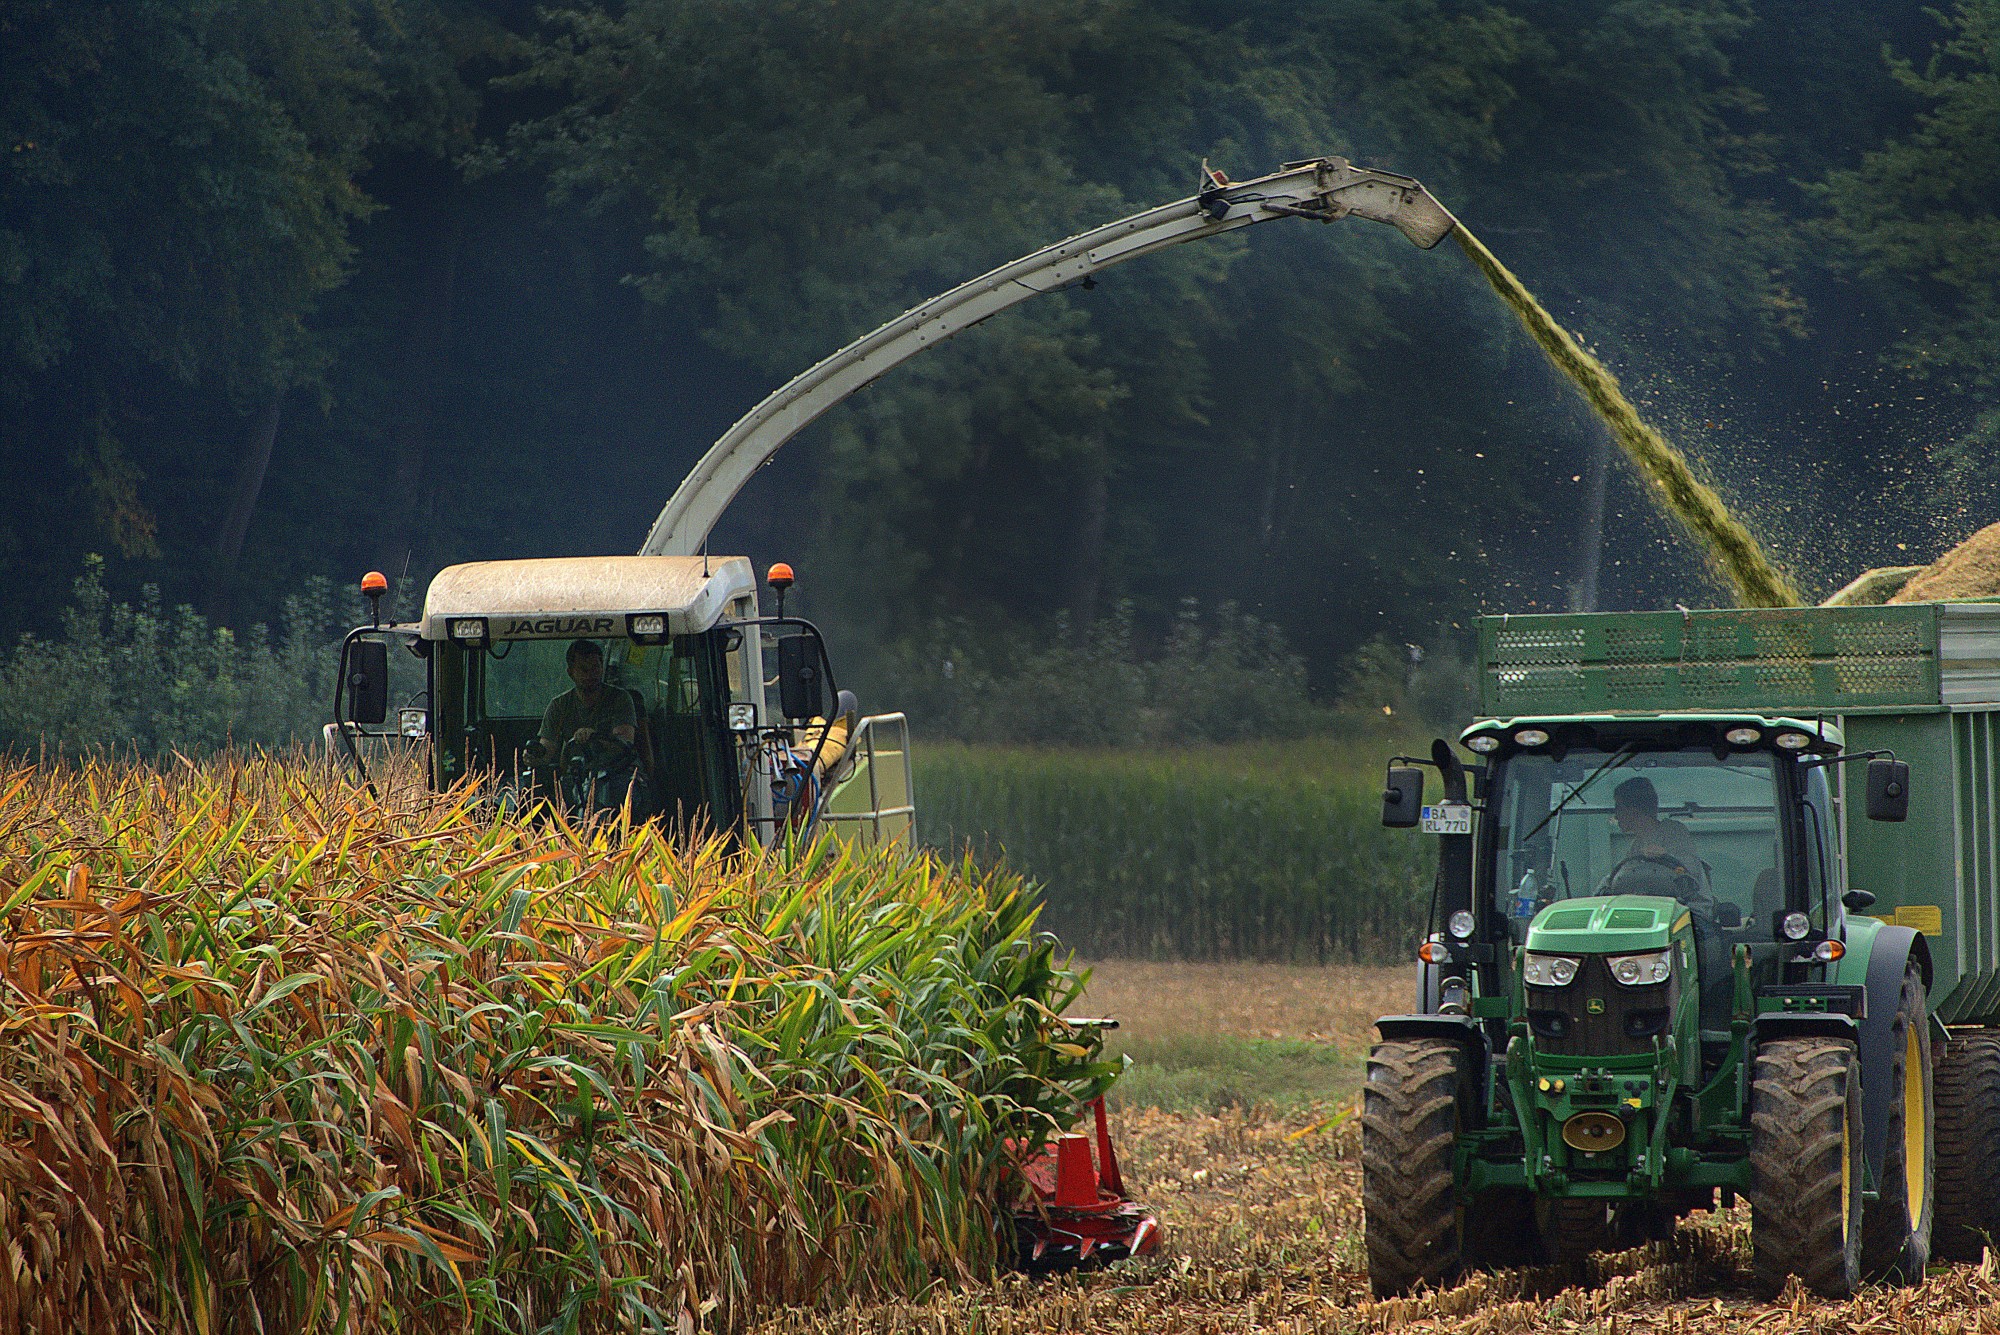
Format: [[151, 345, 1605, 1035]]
[[1612, 776, 1705, 887], [536, 638, 637, 765]]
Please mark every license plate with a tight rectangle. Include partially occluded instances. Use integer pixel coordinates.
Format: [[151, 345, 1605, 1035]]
[[1420, 803, 1473, 835]]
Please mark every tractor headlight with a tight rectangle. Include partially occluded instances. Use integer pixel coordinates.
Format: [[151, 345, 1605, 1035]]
[[1523, 953, 1582, 987], [1609, 948, 1673, 987]]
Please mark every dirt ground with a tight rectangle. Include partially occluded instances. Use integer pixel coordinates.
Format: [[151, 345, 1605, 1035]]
[[748, 961, 2000, 1334], [1067, 959, 1409, 1054]]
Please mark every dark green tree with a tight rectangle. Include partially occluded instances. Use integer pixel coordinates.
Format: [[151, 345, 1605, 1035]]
[[1821, 0, 2000, 519]]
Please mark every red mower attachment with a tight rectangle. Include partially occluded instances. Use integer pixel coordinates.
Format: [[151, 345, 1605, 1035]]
[[1008, 1096, 1161, 1272]]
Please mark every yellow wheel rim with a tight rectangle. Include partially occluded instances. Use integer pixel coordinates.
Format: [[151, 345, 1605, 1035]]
[[1842, 1113, 1852, 1242], [1905, 1022, 1929, 1225]]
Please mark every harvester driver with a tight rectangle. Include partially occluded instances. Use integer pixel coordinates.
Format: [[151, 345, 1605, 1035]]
[[536, 639, 637, 765]]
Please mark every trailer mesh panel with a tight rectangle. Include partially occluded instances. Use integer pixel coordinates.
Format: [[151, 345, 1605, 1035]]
[[1481, 607, 1939, 716]]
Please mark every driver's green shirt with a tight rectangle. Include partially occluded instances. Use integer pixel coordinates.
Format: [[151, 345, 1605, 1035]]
[[539, 685, 636, 755]]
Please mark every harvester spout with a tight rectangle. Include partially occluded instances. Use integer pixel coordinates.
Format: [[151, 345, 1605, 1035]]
[[641, 157, 1457, 557], [1249, 158, 1458, 248]]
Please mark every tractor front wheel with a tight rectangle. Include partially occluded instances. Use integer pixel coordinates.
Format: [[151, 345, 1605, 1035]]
[[1362, 1038, 1468, 1295], [1860, 965, 1935, 1284], [1536, 1197, 1616, 1266], [1748, 1038, 1863, 1297]]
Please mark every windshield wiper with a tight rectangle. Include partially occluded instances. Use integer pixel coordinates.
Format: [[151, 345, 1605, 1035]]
[[1520, 743, 1638, 846]]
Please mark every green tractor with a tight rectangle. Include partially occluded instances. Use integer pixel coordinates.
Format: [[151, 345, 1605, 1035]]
[[1365, 601, 2000, 1296]]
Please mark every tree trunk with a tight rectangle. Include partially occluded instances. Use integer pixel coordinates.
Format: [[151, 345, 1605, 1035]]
[[1068, 463, 1110, 636], [1571, 429, 1610, 612], [375, 213, 463, 579], [208, 388, 284, 621]]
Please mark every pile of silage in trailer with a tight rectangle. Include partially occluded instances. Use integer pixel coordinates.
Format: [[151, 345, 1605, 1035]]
[[0, 759, 1116, 1333]]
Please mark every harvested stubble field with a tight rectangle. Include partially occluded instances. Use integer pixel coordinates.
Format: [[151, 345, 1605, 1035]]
[[751, 960, 2000, 1335]]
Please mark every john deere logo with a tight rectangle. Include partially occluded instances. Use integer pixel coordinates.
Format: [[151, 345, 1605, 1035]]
[[1586, 997, 1606, 1015]]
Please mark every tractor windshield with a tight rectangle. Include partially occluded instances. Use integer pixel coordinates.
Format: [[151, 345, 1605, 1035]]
[[1491, 748, 1784, 945], [434, 632, 741, 829]]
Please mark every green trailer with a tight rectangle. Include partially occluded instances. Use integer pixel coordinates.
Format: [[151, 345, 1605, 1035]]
[[1364, 601, 2000, 1297]]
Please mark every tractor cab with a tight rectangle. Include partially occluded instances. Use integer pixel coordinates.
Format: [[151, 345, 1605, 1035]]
[[1457, 717, 1881, 1073], [331, 556, 914, 845]]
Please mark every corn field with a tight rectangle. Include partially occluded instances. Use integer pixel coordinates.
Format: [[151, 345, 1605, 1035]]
[[916, 743, 1435, 963], [0, 756, 1115, 1334]]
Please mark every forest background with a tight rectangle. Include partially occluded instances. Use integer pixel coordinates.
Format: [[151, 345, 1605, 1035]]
[[4, 0, 1999, 749]]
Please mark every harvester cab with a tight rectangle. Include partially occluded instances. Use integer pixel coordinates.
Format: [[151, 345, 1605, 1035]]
[[1362, 603, 2000, 1300], [330, 555, 914, 846]]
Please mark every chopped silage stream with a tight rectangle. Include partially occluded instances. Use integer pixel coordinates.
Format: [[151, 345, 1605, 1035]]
[[1452, 225, 1804, 610]]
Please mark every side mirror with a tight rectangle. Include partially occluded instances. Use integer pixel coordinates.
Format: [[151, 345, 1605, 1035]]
[[346, 640, 389, 726], [1842, 888, 1878, 913], [776, 634, 824, 721], [1383, 766, 1424, 828], [1712, 902, 1743, 929], [1866, 757, 1911, 822]]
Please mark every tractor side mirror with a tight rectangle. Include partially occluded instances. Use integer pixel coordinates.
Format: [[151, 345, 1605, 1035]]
[[776, 634, 824, 721], [1842, 888, 1877, 913], [1866, 757, 1910, 822], [346, 640, 389, 726], [1383, 766, 1424, 828]]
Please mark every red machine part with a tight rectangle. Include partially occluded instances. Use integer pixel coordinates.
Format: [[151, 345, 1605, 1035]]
[[1008, 1097, 1161, 1272]]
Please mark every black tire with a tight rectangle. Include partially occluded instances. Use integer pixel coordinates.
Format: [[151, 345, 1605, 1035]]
[[1464, 1189, 1542, 1269], [1363, 1038, 1468, 1295], [1536, 1197, 1616, 1265], [1860, 965, 1935, 1284], [1612, 1199, 1679, 1248], [1748, 1038, 1863, 1297], [1933, 1031, 2000, 1262]]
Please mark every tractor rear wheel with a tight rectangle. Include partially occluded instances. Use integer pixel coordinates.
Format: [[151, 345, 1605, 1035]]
[[1363, 1038, 1468, 1295], [1860, 965, 1934, 1284], [1748, 1038, 1863, 1297], [1933, 1030, 2000, 1262]]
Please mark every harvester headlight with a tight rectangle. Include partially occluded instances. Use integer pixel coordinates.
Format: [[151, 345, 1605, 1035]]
[[726, 703, 758, 732], [1514, 728, 1551, 748], [1465, 733, 1501, 754], [447, 617, 489, 647], [1774, 730, 1813, 751], [1448, 909, 1476, 939], [1781, 911, 1812, 941], [1609, 949, 1673, 987], [626, 613, 669, 643], [1725, 726, 1762, 746], [1523, 953, 1581, 987]]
